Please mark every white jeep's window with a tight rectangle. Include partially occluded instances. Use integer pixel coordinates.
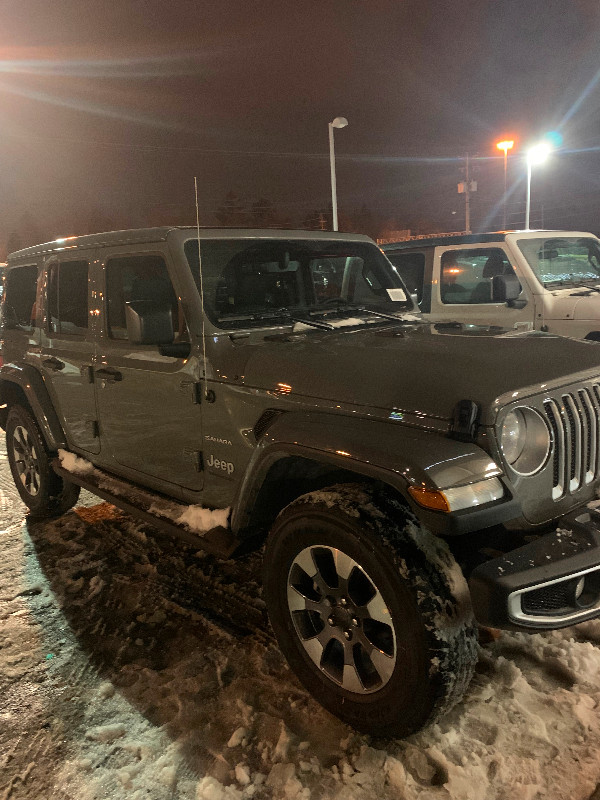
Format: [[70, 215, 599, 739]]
[[440, 248, 517, 304], [47, 260, 89, 335], [184, 238, 411, 329], [516, 237, 600, 287]]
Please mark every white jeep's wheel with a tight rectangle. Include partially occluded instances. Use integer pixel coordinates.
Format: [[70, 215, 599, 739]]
[[6, 405, 80, 518], [264, 484, 478, 737]]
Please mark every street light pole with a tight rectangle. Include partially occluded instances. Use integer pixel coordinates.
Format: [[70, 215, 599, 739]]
[[525, 141, 551, 230], [328, 116, 348, 231], [525, 157, 532, 230], [496, 140, 514, 229]]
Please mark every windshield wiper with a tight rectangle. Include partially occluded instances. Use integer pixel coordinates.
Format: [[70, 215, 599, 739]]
[[353, 307, 420, 323], [218, 308, 334, 330], [290, 316, 334, 330], [307, 300, 417, 324], [570, 286, 600, 296]]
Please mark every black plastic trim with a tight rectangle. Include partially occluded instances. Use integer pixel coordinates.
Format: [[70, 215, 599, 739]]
[[469, 508, 600, 630]]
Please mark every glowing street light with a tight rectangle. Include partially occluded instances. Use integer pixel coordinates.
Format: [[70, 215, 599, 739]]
[[496, 139, 514, 229], [525, 141, 552, 229], [328, 116, 348, 231]]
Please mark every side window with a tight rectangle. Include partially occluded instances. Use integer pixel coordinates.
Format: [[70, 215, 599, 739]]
[[105, 254, 182, 342], [47, 260, 89, 335], [2, 265, 38, 328], [440, 248, 517, 305], [387, 253, 425, 304]]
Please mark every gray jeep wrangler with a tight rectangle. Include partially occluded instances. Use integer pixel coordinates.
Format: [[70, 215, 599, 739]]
[[3, 226, 600, 737]]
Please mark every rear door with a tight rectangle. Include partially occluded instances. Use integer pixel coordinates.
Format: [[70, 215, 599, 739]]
[[94, 246, 204, 493], [40, 256, 100, 453]]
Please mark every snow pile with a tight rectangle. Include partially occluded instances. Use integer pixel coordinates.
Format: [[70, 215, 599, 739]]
[[3, 477, 600, 798], [58, 448, 94, 474], [177, 504, 230, 532]]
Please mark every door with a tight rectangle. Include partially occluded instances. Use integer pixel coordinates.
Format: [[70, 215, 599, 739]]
[[40, 258, 100, 453], [94, 249, 204, 492], [429, 245, 535, 329]]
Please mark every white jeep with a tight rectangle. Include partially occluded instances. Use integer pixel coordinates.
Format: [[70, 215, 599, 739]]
[[383, 230, 600, 340]]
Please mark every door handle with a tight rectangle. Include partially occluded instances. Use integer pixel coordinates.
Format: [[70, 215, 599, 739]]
[[95, 367, 123, 382], [43, 357, 65, 371]]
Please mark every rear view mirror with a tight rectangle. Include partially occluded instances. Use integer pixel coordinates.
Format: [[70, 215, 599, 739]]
[[125, 301, 174, 345]]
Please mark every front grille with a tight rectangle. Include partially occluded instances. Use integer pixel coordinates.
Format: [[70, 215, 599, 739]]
[[543, 385, 600, 500]]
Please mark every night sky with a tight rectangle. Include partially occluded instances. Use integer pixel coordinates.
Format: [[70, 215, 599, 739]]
[[1, 0, 600, 252]]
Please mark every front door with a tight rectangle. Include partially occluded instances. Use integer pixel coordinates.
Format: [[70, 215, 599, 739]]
[[94, 249, 204, 493], [430, 245, 535, 329], [40, 257, 100, 454]]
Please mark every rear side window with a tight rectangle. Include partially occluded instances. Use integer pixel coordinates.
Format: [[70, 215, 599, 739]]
[[48, 260, 89, 335], [2, 265, 38, 328]]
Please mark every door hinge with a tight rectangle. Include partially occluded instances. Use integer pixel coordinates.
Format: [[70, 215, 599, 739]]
[[85, 420, 100, 438], [180, 380, 203, 404], [183, 447, 203, 472], [81, 365, 94, 383]]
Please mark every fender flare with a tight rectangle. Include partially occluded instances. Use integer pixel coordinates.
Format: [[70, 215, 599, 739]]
[[230, 410, 508, 534], [0, 364, 67, 450]]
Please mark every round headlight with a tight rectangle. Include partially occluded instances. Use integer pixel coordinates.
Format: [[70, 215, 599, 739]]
[[500, 407, 550, 476]]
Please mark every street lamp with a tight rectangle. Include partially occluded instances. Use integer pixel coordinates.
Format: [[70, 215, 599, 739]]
[[496, 139, 514, 229], [525, 141, 551, 229], [328, 116, 348, 231]]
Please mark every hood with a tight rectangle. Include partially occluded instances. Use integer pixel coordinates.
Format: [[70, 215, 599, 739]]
[[543, 288, 600, 321], [239, 323, 600, 425]]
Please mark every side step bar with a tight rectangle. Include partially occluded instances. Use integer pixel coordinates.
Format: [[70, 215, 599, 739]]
[[52, 459, 241, 559]]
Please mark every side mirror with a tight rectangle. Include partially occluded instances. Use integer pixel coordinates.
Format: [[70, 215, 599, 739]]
[[492, 273, 520, 302], [492, 274, 526, 308], [125, 301, 174, 345]]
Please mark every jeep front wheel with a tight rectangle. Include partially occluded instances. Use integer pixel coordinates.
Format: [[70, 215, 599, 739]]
[[263, 484, 478, 737], [6, 405, 80, 519]]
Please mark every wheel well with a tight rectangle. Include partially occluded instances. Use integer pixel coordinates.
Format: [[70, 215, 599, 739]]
[[0, 381, 31, 429], [584, 331, 600, 342], [242, 455, 409, 540]]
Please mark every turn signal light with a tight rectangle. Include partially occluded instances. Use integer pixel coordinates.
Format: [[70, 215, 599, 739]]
[[408, 486, 450, 512]]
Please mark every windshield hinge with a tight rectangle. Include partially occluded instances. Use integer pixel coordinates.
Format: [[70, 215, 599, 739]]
[[449, 399, 480, 442]]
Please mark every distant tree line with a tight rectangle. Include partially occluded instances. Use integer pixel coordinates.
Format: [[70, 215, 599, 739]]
[[0, 193, 445, 259]]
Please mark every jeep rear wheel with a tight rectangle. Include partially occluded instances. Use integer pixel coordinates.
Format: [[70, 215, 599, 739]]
[[6, 405, 80, 519], [264, 484, 478, 737]]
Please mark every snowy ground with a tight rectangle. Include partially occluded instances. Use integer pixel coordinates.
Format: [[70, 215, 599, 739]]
[[3, 445, 600, 799]]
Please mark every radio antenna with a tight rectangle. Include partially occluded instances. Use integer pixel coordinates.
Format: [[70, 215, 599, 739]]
[[194, 177, 209, 400]]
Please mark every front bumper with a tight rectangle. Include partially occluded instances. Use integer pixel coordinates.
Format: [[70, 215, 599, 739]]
[[469, 507, 600, 631]]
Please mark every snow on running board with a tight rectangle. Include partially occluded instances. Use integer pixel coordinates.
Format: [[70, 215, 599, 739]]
[[58, 449, 230, 533]]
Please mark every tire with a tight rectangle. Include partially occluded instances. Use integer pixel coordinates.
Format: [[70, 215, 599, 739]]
[[6, 405, 80, 519], [263, 483, 478, 737]]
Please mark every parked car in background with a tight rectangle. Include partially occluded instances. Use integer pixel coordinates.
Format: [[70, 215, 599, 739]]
[[4, 227, 600, 738], [383, 230, 600, 340]]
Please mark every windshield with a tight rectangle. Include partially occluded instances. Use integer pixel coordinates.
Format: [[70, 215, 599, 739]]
[[516, 236, 600, 286], [184, 238, 412, 328]]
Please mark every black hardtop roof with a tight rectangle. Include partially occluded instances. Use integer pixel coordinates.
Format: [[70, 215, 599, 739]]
[[380, 229, 579, 252], [7, 226, 373, 262], [382, 232, 509, 251]]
